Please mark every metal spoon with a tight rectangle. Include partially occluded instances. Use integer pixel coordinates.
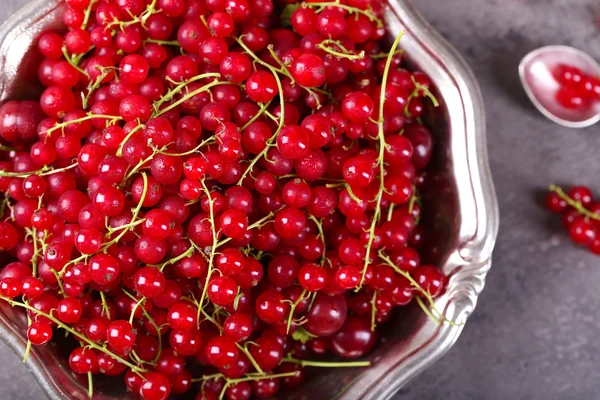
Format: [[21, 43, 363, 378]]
[[519, 45, 600, 128]]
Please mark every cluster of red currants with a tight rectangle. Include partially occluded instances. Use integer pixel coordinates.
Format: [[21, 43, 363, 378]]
[[545, 185, 600, 253], [553, 63, 600, 110], [0, 0, 447, 399]]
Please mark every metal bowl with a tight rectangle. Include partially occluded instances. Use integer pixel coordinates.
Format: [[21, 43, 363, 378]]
[[0, 0, 499, 399]]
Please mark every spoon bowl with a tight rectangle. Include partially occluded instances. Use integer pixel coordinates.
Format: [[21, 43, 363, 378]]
[[519, 45, 600, 128]]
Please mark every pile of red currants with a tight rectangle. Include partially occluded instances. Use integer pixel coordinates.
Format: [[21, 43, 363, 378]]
[[546, 185, 600, 252], [553, 63, 600, 110], [0, 0, 447, 399]]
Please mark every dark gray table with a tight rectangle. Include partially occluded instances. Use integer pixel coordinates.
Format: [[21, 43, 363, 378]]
[[2, 1, 600, 399]]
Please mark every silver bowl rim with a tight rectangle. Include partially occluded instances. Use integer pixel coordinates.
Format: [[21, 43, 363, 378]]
[[0, 0, 499, 399]]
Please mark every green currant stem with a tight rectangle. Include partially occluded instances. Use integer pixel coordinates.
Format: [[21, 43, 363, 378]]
[[152, 72, 221, 112], [0, 162, 78, 178], [51, 270, 66, 298], [377, 251, 461, 327], [154, 80, 230, 118], [144, 38, 180, 46], [235, 38, 286, 75], [81, 0, 98, 30], [1, 296, 146, 373], [357, 32, 404, 290], [192, 373, 224, 383], [196, 180, 219, 327], [58, 254, 88, 276], [235, 343, 265, 375], [140, 0, 159, 25], [23, 309, 32, 363], [283, 356, 370, 368], [386, 203, 395, 222], [303, 1, 383, 27], [218, 373, 298, 400], [308, 215, 327, 263], [241, 101, 271, 131], [345, 185, 363, 204], [266, 46, 324, 109], [87, 371, 93, 399], [122, 147, 166, 182], [408, 186, 419, 214], [414, 296, 445, 325], [198, 306, 222, 333], [82, 68, 113, 109], [318, 40, 365, 60], [0, 144, 16, 151], [411, 76, 440, 107], [286, 289, 309, 334], [370, 291, 377, 332], [62, 47, 89, 76], [370, 49, 405, 60], [215, 212, 276, 248], [231, 42, 286, 186], [235, 81, 285, 185], [31, 228, 39, 276], [550, 184, 600, 220], [122, 289, 163, 363], [101, 172, 148, 252], [46, 113, 122, 137], [264, 110, 279, 123], [105, 218, 146, 237], [158, 136, 215, 157], [99, 291, 111, 319], [116, 123, 145, 157], [156, 241, 194, 272]]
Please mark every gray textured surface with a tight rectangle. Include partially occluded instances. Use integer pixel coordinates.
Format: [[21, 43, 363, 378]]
[[1, 0, 600, 399]]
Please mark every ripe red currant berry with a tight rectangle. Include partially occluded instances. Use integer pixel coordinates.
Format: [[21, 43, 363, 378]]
[[219, 209, 249, 239], [567, 186, 593, 208], [69, 347, 97, 374], [142, 209, 174, 241], [21, 277, 44, 299], [223, 313, 253, 342], [248, 336, 284, 371], [274, 208, 306, 240], [74, 227, 103, 254], [277, 125, 311, 160], [342, 92, 374, 123], [552, 64, 583, 86], [255, 290, 289, 324], [298, 263, 328, 292], [413, 266, 446, 298], [167, 302, 197, 331], [57, 297, 83, 324], [27, 321, 53, 345], [119, 54, 149, 84], [134, 267, 166, 298], [330, 316, 376, 359], [555, 86, 588, 110], [569, 217, 597, 245], [92, 186, 125, 217], [107, 320, 136, 352], [245, 71, 279, 103], [335, 265, 361, 289], [22, 175, 47, 198], [206, 335, 239, 368], [207, 276, 238, 306], [215, 248, 245, 276], [89, 253, 120, 286], [545, 191, 568, 213], [0, 277, 21, 298], [291, 53, 326, 88], [139, 372, 171, 400]]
